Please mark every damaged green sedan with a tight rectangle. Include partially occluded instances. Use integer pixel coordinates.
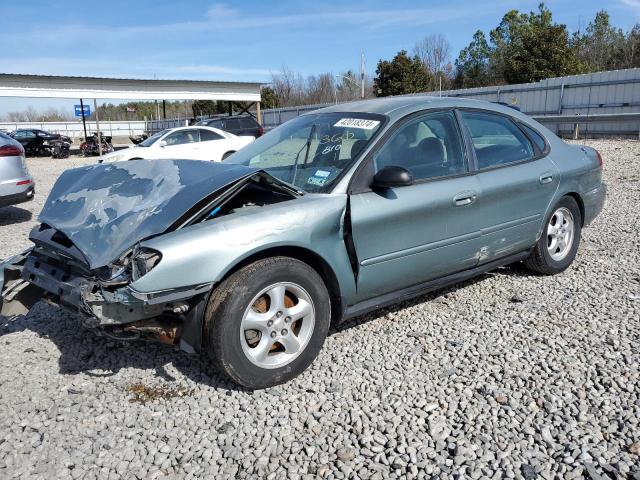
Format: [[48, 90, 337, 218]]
[[0, 97, 606, 388]]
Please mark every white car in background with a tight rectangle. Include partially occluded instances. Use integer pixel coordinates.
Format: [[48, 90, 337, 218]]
[[0, 132, 34, 208], [101, 126, 254, 163]]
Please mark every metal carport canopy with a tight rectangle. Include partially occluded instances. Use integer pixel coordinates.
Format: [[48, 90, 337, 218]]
[[0, 73, 262, 101]]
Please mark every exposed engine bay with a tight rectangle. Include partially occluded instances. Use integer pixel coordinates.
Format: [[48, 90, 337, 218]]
[[0, 160, 299, 352]]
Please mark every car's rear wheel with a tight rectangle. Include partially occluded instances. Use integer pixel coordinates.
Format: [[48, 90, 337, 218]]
[[222, 151, 235, 160], [524, 196, 582, 274], [203, 257, 331, 389]]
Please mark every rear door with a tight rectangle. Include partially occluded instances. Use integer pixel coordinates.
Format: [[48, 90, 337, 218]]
[[349, 110, 482, 301], [198, 128, 226, 161], [458, 110, 559, 263]]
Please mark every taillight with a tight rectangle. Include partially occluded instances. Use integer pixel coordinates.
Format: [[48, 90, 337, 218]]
[[257, 126, 264, 137], [595, 150, 603, 169], [0, 144, 24, 157]]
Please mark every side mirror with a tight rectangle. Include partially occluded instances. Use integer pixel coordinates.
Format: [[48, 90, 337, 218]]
[[158, 140, 167, 147], [372, 165, 414, 189]]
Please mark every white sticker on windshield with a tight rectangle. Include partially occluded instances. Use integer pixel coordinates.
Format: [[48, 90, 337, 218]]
[[333, 118, 380, 130]]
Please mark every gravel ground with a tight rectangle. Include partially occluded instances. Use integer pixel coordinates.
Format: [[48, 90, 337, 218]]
[[0, 140, 638, 480]]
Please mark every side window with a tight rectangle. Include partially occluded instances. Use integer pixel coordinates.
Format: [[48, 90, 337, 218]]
[[239, 117, 257, 128], [164, 129, 199, 146], [519, 123, 547, 152], [199, 129, 224, 142], [461, 111, 534, 169], [208, 120, 224, 129], [226, 118, 241, 130], [373, 110, 466, 181]]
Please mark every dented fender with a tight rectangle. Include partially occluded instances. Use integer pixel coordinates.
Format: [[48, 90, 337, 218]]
[[132, 193, 358, 304]]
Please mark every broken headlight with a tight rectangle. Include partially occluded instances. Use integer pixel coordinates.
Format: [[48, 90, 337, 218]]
[[131, 248, 162, 281]]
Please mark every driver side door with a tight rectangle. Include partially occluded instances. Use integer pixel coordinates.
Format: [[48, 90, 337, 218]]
[[349, 110, 483, 301]]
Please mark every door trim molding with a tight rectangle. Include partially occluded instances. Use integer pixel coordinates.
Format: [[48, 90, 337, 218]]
[[360, 230, 481, 267], [480, 214, 540, 235], [342, 249, 532, 320]]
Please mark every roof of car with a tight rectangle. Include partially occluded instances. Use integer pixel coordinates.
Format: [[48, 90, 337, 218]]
[[164, 125, 233, 137], [314, 96, 529, 121]]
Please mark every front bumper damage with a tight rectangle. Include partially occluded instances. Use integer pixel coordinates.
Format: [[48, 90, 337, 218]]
[[0, 245, 211, 353]]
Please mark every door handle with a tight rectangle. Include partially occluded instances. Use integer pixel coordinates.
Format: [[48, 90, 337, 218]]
[[453, 191, 477, 207], [539, 172, 554, 184]]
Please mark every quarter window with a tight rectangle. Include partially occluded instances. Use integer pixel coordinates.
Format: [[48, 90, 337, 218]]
[[461, 111, 534, 169], [520, 123, 547, 152], [373, 110, 466, 181]]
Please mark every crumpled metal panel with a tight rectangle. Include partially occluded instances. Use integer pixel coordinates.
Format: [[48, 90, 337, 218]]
[[37, 159, 259, 268]]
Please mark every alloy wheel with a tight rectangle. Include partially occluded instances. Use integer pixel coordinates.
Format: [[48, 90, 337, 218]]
[[240, 282, 315, 369], [547, 207, 575, 261]]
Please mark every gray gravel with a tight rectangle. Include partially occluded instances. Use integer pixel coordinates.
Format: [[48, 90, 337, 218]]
[[1, 141, 639, 479]]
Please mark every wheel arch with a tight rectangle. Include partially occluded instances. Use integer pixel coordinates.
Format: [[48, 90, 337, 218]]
[[562, 191, 585, 226], [216, 246, 343, 327]]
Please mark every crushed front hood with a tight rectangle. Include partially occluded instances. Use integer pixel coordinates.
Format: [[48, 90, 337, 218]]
[[36, 159, 260, 268]]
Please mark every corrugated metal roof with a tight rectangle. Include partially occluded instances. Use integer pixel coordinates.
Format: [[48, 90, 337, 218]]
[[0, 73, 263, 101]]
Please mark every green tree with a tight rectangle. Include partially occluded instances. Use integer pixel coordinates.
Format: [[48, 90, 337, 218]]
[[260, 86, 279, 109], [573, 11, 625, 71], [373, 50, 433, 96], [192, 100, 219, 118], [619, 24, 640, 68], [490, 4, 582, 84], [454, 30, 492, 88]]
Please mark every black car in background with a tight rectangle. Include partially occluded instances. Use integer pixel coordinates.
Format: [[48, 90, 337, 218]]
[[10, 129, 72, 157], [197, 115, 264, 138]]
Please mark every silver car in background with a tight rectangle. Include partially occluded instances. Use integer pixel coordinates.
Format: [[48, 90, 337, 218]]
[[0, 132, 34, 208]]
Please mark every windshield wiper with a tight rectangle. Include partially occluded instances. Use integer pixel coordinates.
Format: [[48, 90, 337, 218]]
[[290, 124, 316, 185]]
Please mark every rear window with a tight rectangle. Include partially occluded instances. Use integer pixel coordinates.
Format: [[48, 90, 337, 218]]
[[200, 129, 224, 141]]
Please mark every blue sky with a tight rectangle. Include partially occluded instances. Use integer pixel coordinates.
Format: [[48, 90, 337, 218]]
[[1, 0, 639, 114]]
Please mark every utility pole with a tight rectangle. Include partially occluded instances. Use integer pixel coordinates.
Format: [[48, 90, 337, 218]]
[[360, 51, 365, 99], [93, 99, 102, 159], [79, 98, 88, 141]]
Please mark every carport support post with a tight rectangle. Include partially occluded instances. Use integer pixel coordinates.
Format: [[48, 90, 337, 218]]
[[162, 100, 166, 119], [79, 98, 88, 141], [93, 99, 102, 159], [256, 102, 262, 126]]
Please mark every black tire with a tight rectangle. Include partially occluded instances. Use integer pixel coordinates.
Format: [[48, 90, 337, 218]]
[[222, 151, 235, 160], [203, 257, 331, 389], [524, 196, 582, 275]]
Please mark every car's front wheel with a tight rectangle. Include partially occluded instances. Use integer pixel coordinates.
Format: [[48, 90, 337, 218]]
[[524, 196, 582, 274], [203, 257, 331, 389]]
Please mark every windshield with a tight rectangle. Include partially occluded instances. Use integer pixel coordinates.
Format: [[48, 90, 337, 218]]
[[224, 112, 385, 192], [139, 130, 167, 147]]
